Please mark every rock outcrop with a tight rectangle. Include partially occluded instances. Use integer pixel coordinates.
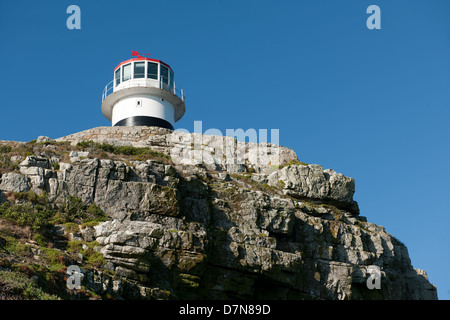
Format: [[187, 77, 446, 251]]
[[0, 127, 438, 300]]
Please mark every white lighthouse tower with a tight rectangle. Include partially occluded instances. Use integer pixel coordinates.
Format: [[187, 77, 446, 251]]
[[101, 52, 185, 130]]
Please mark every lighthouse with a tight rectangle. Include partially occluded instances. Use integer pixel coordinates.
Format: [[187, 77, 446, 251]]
[[101, 52, 185, 130]]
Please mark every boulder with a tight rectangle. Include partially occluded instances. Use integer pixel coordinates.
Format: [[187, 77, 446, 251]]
[[0, 173, 30, 193], [20, 155, 50, 169], [36, 136, 54, 143], [268, 164, 358, 213]]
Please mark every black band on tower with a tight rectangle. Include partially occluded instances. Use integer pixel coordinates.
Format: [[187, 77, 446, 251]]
[[114, 116, 174, 130]]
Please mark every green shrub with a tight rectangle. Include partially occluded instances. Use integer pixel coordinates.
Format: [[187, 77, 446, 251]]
[[53, 162, 60, 171], [279, 159, 309, 169], [0, 201, 54, 232], [33, 233, 47, 246], [48, 212, 67, 225], [12, 191, 48, 205], [67, 241, 105, 268], [81, 221, 101, 229], [96, 143, 115, 154], [76, 140, 170, 161], [4, 236, 32, 256], [0, 270, 59, 300], [0, 194, 109, 234], [64, 195, 85, 221], [0, 153, 20, 174], [39, 247, 65, 271], [0, 145, 12, 153], [261, 183, 276, 192], [76, 140, 96, 149], [64, 222, 79, 234], [84, 204, 108, 223]]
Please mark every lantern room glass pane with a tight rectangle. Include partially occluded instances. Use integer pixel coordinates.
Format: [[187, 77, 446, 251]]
[[169, 70, 174, 90], [147, 62, 158, 79], [134, 62, 145, 78], [115, 68, 121, 86], [122, 63, 131, 81], [160, 65, 169, 84]]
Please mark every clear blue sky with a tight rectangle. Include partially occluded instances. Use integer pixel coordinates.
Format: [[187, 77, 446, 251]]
[[1, 0, 449, 299]]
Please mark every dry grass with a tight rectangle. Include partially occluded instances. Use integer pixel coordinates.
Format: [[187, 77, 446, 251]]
[[0, 218, 32, 241]]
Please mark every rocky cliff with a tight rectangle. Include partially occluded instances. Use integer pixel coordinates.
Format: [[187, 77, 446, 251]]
[[0, 127, 437, 299]]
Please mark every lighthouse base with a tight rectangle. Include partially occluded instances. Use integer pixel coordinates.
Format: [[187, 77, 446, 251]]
[[114, 116, 174, 130]]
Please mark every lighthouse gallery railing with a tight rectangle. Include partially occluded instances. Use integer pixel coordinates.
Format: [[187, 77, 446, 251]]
[[102, 78, 185, 102]]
